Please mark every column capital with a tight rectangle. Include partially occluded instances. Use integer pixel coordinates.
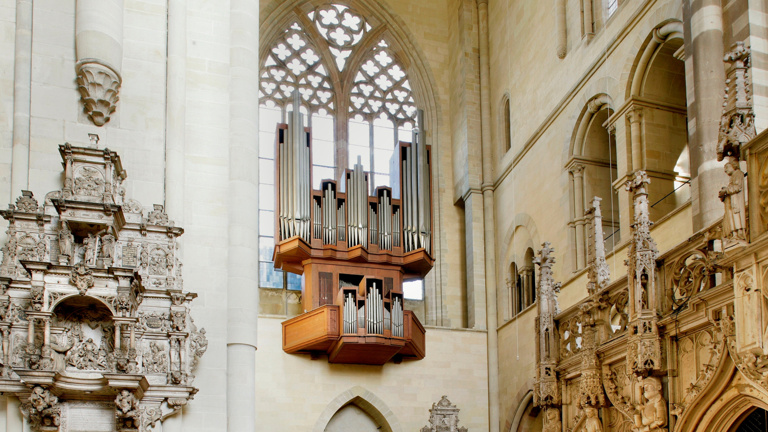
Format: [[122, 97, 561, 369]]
[[569, 164, 585, 177], [627, 106, 643, 124]]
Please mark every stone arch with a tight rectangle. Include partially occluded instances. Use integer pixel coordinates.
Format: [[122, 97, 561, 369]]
[[50, 293, 117, 317], [673, 352, 768, 432], [501, 213, 540, 268], [620, 17, 690, 220], [507, 388, 543, 432], [566, 93, 620, 270], [313, 386, 403, 432]]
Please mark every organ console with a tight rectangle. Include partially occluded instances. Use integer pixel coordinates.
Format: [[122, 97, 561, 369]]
[[276, 94, 430, 364]]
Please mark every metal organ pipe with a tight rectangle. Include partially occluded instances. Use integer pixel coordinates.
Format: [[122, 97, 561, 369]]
[[279, 92, 311, 243]]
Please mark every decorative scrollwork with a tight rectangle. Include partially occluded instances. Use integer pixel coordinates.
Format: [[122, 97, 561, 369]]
[[668, 250, 718, 308]]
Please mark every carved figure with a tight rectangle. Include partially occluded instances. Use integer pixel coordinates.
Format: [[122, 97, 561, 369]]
[[115, 389, 140, 429], [36, 237, 46, 261], [144, 341, 168, 373], [83, 233, 98, 266], [27, 386, 60, 429], [632, 377, 667, 432], [542, 407, 561, 432], [171, 310, 186, 331], [584, 406, 604, 432], [100, 233, 115, 262], [58, 221, 74, 264], [719, 158, 747, 242], [190, 327, 208, 370]]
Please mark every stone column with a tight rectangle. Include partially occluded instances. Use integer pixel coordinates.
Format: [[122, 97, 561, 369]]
[[570, 165, 586, 268], [684, 0, 725, 230], [464, 192, 487, 330], [556, 0, 567, 59], [227, 0, 259, 430], [10, 0, 32, 198], [75, 0, 123, 126], [165, 0, 187, 227], [627, 106, 644, 171]]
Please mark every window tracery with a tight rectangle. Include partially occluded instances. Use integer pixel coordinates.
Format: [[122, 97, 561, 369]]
[[258, 3, 420, 290]]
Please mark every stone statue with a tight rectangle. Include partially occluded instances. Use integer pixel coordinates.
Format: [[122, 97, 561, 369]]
[[632, 377, 667, 432], [83, 233, 98, 266], [584, 406, 603, 432], [542, 407, 562, 432], [719, 158, 747, 242], [58, 221, 74, 264]]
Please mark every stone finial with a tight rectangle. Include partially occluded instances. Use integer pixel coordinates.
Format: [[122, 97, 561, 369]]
[[14, 191, 39, 213], [717, 41, 754, 162], [76, 61, 121, 126], [585, 197, 610, 295], [534, 243, 562, 409]]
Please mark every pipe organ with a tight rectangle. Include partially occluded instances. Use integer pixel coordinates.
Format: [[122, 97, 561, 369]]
[[277, 96, 431, 365]]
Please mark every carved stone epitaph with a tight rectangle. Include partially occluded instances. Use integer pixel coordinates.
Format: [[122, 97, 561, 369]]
[[0, 139, 207, 432], [420, 396, 468, 432]]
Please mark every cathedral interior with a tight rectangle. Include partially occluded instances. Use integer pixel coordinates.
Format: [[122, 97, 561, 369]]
[[1, 0, 768, 431]]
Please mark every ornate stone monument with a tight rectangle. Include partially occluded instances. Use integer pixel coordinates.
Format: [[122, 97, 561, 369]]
[[0, 139, 206, 431]]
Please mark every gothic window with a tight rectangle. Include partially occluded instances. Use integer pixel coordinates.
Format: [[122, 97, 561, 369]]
[[258, 3, 419, 290], [510, 249, 536, 316]]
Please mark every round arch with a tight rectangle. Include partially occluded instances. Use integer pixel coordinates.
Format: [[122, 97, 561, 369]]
[[313, 386, 403, 432]]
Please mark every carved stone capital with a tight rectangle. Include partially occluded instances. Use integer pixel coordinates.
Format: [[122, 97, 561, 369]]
[[569, 164, 585, 177], [76, 61, 121, 127], [627, 106, 643, 124]]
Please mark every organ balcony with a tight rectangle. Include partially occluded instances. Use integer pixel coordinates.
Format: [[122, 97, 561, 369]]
[[274, 96, 430, 365]]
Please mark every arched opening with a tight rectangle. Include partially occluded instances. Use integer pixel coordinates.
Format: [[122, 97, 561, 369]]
[[314, 388, 401, 432], [326, 403, 387, 432], [568, 94, 620, 271], [627, 21, 689, 221], [510, 248, 536, 316], [514, 398, 542, 432], [731, 407, 768, 431]]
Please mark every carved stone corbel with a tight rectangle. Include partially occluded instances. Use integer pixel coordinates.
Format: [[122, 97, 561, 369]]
[[27, 386, 60, 431], [76, 61, 121, 127]]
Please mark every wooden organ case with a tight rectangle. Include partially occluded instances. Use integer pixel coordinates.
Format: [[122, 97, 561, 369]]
[[275, 102, 431, 365]]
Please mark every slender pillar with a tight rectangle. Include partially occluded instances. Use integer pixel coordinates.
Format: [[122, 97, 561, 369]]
[[556, 0, 567, 59], [11, 0, 32, 198], [571, 165, 586, 268], [165, 0, 187, 227], [627, 107, 643, 171], [228, 0, 259, 430], [684, 0, 725, 229], [583, 0, 594, 38]]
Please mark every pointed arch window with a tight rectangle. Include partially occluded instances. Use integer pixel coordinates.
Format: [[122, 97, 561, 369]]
[[258, 3, 420, 290]]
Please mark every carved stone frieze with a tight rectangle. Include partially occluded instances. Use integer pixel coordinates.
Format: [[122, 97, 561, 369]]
[[420, 396, 468, 432], [76, 61, 121, 127]]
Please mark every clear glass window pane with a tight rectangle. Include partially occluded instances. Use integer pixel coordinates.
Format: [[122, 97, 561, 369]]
[[312, 113, 334, 141], [373, 118, 394, 149], [313, 166, 336, 189], [259, 210, 274, 236], [312, 139, 335, 167], [349, 118, 370, 147], [260, 184, 275, 211], [398, 123, 413, 144], [287, 272, 302, 291], [259, 131, 276, 159], [260, 106, 283, 132], [403, 279, 423, 300], [348, 145, 370, 170], [259, 236, 275, 262], [260, 262, 284, 289], [259, 158, 275, 184]]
